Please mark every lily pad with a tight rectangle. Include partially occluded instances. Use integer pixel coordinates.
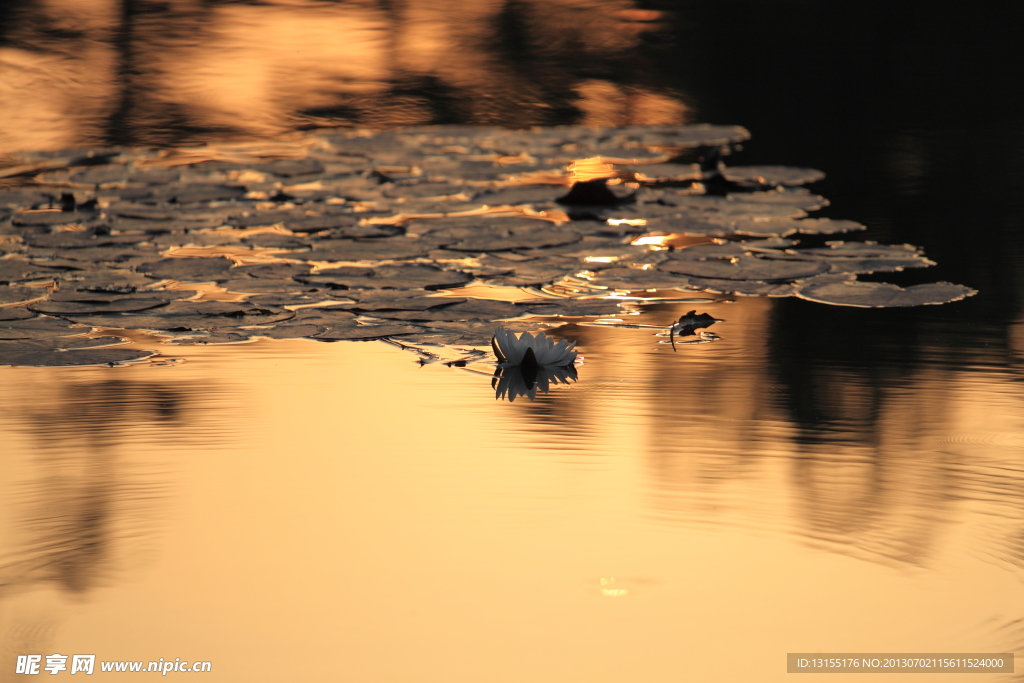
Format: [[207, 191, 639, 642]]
[[444, 227, 581, 252], [0, 317, 82, 339], [0, 259, 60, 283], [523, 300, 627, 316], [796, 279, 977, 307], [300, 264, 470, 290], [28, 298, 172, 315], [721, 166, 825, 186], [139, 257, 235, 281], [312, 324, 424, 340], [590, 267, 696, 290], [0, 285, 47, 305], [11, 211, 96, 226], [233, 262, 312, 279], [659, 255, 828, 281], [304, 237, 441, 261], [0, 341, 155, 367]]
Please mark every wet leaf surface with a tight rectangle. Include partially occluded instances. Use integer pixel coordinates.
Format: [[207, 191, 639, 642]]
[[0, 285, 47, 305], [0, 124, 977, 362], [797, 279, 978, 307]]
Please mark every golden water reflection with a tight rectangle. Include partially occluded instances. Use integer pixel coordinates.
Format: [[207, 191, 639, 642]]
[[1, 298, 1023, 681], [0, 0, 686, 155]]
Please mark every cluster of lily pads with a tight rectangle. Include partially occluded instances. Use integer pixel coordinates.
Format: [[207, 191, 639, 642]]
[[0, 124, 975, 370]]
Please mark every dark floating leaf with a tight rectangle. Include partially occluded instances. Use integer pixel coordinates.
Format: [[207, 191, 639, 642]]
[[156, 184, 247, 203], [11, 211, 96, 226], [0, 332, 154, 365], [234, 262, 312, 279], [721, 166, 825, 186], [0, 285, 46, 306], [659, 255, 829, 281], [312, 323, 425, 340], [523, 299, 627, 316], [474, 186, 561, 207], [218, 279, 315, 294], [256, 324, 326, 339], [341, 290, 466, 311], [139, 257, 235, 281], [304, 237, 441, 261], [0, 317, 81, 339], [683, 278, 796, 297], [28, 298, 171, 314], [24, 232, 149, 249], [301, 264, 470, 290], [164, 331, 253, 345], [254, 158, 325, 177], [444, 227, 581, 252], [0, 307, 36, 321], [590, 267, 696, 290], [0, 259, 60, 284], [797, 279, 977, 307]]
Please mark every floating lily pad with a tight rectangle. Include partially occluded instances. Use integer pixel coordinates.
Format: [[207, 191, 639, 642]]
[[474, 186, 561, 206], [523, 299, 626, 316], [483, 258, 579, 286], [24, 232, 149, 249], [300, 264, 469, 290], [219, 279, 315, 294], [304, 237, 441, 261], [11, 211, 96, 226], [0, 260, 56, 284], [591, 267, 696, 290], [684, 278, 796, 297], [139, 257, 235, 281], [342, 291, 466, 311], [444, 227, 581, 252], [29, 298, 171, 314], [312, 324, 424, 340], [156, 184, 247, 203], [729, 188, 829, 210], [0, 340, 155, 366], [665, 242, 748, 261], [49, 289, 195, 302], [659, 255, 828, 281], [254, 158, 325, 177], [797, 279, 977, 307], [721, 166, 825, 186], [285, 215, 363, 234], [368, 298, 524, 322], [163, 331, 253, 345], [0, 307, 35, 321], [0, 317, 82, 339], [233, 262, 312, 279], [626, 163, 701, 182], [252, 324, 322, 339], [639, 216, 731, 236], [0, 285, 47, 305], [241, 234, 312, 249]]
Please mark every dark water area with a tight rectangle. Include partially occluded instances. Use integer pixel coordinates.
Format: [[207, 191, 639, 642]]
[[3, 2, 1024, 681]]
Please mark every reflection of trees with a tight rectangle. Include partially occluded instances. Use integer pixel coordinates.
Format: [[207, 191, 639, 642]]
[[0, 0, 686, 153], [498, 297, 1024, 570], [0, 379, 211, 596]]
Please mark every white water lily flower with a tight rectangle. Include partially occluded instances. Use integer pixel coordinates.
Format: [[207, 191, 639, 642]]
[[491, 328, 577, 368]]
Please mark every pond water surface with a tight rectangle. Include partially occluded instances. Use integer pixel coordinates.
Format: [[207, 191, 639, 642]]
[[3, 1, 1024, 681]]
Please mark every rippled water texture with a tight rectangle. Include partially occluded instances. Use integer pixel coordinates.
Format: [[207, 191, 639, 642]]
[[3, 1, 1024, 681]]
